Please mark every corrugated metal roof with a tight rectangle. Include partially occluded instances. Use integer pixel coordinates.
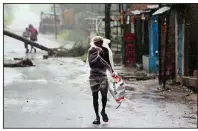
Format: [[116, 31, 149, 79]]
[[130, 4, 159, 11], [131, 10, 143, 15], [130, 4, 150, 11], [130, 4, 158, 15], [152, 6, 171, 15], [147, 4, 159, 9], [131, 10, 151, 15]]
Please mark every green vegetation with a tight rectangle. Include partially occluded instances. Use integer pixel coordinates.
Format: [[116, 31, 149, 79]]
[[57, 30, 70, 40], [4, 5, 14, 28], [54, 40, 89, 61], [56, 5, 93, 62], [96, 32, 105, 37], [78, 52, 88, 63], [57, 30, 89, 62], [4, 16, 13, 28], [66, 41, 89, 57], [58, 29, 87, 42]]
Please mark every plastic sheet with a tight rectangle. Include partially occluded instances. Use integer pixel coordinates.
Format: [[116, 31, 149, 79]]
[[108, 75, 125, 109]]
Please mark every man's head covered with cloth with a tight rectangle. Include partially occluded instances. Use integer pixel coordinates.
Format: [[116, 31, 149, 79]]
[[88, 36, 114, 71]]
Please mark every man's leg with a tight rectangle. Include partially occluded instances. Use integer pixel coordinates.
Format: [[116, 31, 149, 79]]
[[30, 38, 34, 53], [30, 46, 33, 53], [100, 80, 109, 122], [101, 91, 108, 113], [92, 91, 100, 124], [33, 40, 36, 53], [24, 43, 29, 53], [26, 48, 29, 53]]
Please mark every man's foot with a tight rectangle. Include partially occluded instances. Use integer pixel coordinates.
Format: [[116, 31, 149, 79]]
[[101, 111, 109, 122], [92, 118, 100, 125], [25, 49, 29, 53]]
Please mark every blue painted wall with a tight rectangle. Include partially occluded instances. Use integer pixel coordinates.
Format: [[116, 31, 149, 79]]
[[148, 16, 159, 73]]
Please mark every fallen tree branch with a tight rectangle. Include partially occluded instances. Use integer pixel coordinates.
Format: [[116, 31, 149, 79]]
[[4, 58, 35, 68], [4, 30, 54, 54]]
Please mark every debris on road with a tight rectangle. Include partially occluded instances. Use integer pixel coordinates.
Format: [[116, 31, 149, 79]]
[[47, 41, 89, 59], [4, 58, 35, 67], [119, 74, 156, 81], [183, 115, 197, 119], [136, 63, 143, 70], [43, 55, 48, 59], [4, 29, 54, 55]]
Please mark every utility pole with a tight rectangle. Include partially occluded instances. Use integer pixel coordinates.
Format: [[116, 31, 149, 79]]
[[60, 4, 65, 27], [53, 4, 57, 40], [105, 4, 111, 48], [158, 4, 162, 85], [163, 11, 170, 90], [92, 4, 94, 13]]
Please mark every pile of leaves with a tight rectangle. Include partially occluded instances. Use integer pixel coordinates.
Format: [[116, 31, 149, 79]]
[[51, 40, 89, 57]]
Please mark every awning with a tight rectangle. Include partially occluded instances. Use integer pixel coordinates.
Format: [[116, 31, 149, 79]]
[[147, 4, 159, 9], [131, 10, 151, 15], [131, 10, 143, 15], [130, 4, 159, 15], [152, 6, 171, 15]]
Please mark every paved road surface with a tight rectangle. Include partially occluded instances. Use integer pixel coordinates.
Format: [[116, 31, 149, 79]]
[[4, 29, 197, 128]]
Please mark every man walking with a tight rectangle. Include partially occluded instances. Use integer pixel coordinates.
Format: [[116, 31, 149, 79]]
[[22, 27, 31, 53], [29, 24, 38, 53], [88, 36, 116, 125]]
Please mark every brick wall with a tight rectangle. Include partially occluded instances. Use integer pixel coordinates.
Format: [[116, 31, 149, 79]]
[[130, 4, 151, 11]]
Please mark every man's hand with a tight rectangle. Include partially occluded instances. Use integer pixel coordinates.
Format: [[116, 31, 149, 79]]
[[112, 72, 118, 77], [95, 47, 102, 52], [94, 47, 103, 56]]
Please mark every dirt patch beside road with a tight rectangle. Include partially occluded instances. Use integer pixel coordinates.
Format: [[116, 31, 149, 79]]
[[124, 79, 197, 122]]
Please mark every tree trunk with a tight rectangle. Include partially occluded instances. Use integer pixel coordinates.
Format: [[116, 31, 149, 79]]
[[60, 4, 65, 26], [163, 12, 171, 89], [105, 4, 111, 48], [53, 4, 57, 40], [158, 4, 162, 85], [4, 30, 53, 54]]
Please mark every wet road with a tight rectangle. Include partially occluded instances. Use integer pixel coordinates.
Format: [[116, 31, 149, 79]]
[[4, 30, 197, 128]]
